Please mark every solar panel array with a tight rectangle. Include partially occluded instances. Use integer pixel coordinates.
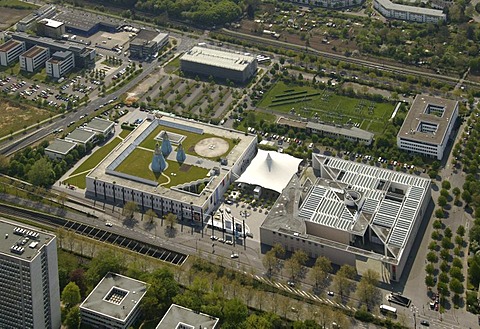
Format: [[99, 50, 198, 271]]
[[304, 156, 430, 249]]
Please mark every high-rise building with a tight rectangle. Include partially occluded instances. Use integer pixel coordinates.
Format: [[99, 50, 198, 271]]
[[0, 219, 61, 329]]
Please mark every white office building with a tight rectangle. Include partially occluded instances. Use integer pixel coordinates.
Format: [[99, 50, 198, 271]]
[[0, 219, 61, 329], [20, 46, 50, 72], [0, 40, 26, 66], [46, 51, 74, 78], [80, 273, 149, 329], [374, 0, 446, 23], [397, 95, 458, 160]]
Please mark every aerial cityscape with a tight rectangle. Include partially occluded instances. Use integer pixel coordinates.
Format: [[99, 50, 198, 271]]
[[0, 0, 479, 328]]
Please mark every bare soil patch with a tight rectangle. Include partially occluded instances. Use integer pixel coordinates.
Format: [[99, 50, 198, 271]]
[[0, 99, 51, 137]]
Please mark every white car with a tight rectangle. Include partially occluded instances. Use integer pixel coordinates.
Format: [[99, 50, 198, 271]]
[[230, 253, 239, 259], [105, 222, 113, 227], [225, 240, 233, 245]]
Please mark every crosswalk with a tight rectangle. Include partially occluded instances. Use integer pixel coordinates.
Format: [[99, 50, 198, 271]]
[[254, 275, 357, 312]]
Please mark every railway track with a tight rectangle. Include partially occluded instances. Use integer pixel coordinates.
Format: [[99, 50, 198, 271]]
[[0, 203, 188, 266]]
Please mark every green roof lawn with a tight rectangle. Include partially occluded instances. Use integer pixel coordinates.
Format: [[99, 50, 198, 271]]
[[115, 148, 209, 188]]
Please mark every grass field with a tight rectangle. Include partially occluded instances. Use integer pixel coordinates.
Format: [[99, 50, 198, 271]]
[[70, 137, 122, 176], [257, 81, 394, 134], [119, 129, 132, 139], [0, 0, 37, 9], [0, 99, 51, 137], [64, 173, 88, 189], [139, 124, 234, 158], [163, 55, 181, 74], [115, 148, 209, 188]]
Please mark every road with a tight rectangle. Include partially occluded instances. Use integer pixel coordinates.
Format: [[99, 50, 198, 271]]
[[0, 58, 160, 156]]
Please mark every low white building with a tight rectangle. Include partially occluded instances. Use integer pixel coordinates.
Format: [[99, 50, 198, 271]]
[[46, 51, 74, 78], [64, 128, 96, 146], [156, 304, 219, 329], [20, 46, 50, 72], [397, 95, 458, 160], [80, 273, 149, 329], [0, 40, 26, 66], [374, 0, 446, 23], [44, 139, 76, 160], [306, 122, 374, 145]]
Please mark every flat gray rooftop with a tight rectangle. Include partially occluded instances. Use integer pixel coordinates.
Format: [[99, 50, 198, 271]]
[[181, 46, 256, 72], [156, 304, 218, 329], [261, 154, 430, 261], [375, 0, 446, 16], [80, 273, 148, 321], [85, 118, 114, 133], [55, 9, 119, 32], [65, 128, 96, 143], [0, 218, 55, 262], [398, 94, 458, 145], [45, 139, 76, 155]]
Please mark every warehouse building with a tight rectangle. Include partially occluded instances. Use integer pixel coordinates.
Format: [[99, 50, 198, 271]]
[[17, 4, 56, 32], [12, 32, 95, 68], [397, 95, 458, 160], [180, 46, 258, 83], [0, 40, 26, 66], [374, 0, 446, 23], [260, 154, 431, 283], [80, 273, 149, 329], [36, 19, 65, 39], [54, 10, 119, 36], [20, 45, 50, 72], [129, 30, 169, 59], [46, 51, 75, 78]]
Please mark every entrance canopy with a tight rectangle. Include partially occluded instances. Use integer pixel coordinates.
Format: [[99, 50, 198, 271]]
[[237, 150, 302, 193]]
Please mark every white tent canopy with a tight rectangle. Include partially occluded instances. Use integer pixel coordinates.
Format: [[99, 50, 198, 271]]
[[237, 150, 302, 193]]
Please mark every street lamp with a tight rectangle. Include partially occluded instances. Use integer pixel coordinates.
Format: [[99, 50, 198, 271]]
[[410, 304, 418, 328]]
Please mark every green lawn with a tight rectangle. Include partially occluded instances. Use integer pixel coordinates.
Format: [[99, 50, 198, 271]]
[[257, 81, 394, 134], [119, 129, 132, 139], [0, 0, 37, 9], [115, 148, 209, 188], [238, 111, 277, 131], [139, 124, 234, 159], [163, 54, 181, 74], [64, 172, 88, 189], [70, 137, 122, 176]]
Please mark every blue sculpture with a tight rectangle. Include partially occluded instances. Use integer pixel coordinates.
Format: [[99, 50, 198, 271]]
[[152, 142, 167, 172], [161, 132, 172, 156], [176, 143, 186, 163]]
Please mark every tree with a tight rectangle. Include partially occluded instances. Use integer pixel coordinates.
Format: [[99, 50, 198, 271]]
[[425, 263, 435, 275], [27, 157, 54, 187], [292, 250, 308, 266], [272, 243, 285, 258], [449, 278, 464, 295], [0, 155, 8, 174], [433, 219, 443, 230], [427, 251, 438, 263], [284, 257, 302, 280], [356, 269, 380, 308], [450, 266, 464, 282], [442, 180, 451, 190], [223, 298, 248, 328], [435, 208, 445, 219], [333, 265, 356, 300], [425, 275, 435, 289], [262, 250, 277, 276], [310, 257, 332, 289], [64, 306, 80, 329], [165, 213, 177, 230], [145, 209, 157, 224], [123, 201, 138, 219], [85, 250, 123, 285], [457, 225, 465, 237], [438, 195, 447, 208], [61, 282, 81, 310]]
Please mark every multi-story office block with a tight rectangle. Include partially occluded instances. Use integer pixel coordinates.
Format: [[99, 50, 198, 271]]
[[0, 219, 61, 329], [0, 40, 26, 66], [46, 51, 74, 78], [20, 45, 50, 72]]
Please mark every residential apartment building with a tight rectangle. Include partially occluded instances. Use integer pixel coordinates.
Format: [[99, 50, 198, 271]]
[[374, 0, 446, 23], [397, 95, 458, 160], [46, 51, 74, 78], [0, 40, 26, 66], [20, 45, 50, 72], [290, 0, 362, 8], [0, 219, 61, 329]]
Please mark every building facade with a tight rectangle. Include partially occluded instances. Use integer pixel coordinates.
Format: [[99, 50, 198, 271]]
[[46, 51, 75, 78], [374, 0, 446, 23], [20, 46, 50, 72], [36, 19, 66, 39], [44, 139, 77, 160], [306, 122, 374, 145], [397, 95, 458, 160], [0, 219, 61, 329], [259, 154, 431, 282], [0, 40, 26, 66], [17, 4, 56, 32], [180, 46, 258, 83], [129, 31, 169, 59]]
